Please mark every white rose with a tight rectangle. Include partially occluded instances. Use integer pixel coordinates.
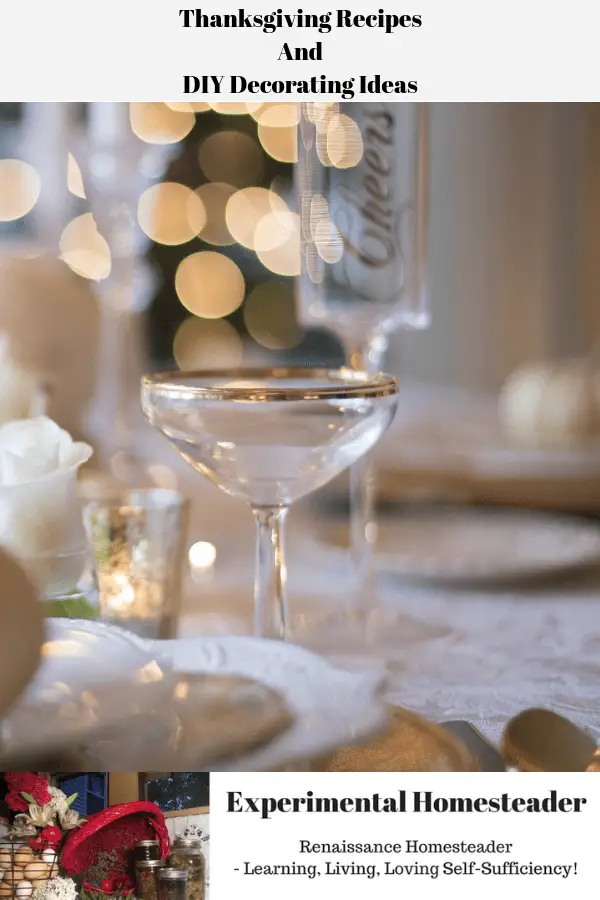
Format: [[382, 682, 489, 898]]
[[0, 335, 45, 424], [0, 417, 93, 588]]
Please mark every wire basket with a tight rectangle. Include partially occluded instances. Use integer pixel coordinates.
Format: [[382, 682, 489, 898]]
[[0, 840, 60, 900]]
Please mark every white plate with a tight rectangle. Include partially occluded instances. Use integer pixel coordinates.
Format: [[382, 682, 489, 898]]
[[319, 509, 600, 586], [472, 442, 600, 478], [0, 618, 173, 762], [156, 636, 388, 771]]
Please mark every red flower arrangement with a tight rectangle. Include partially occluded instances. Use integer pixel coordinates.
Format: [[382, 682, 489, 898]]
[[3, 770, 85, 859], [5, 790, 29, 813], [30, 826, 64, 851], [4, 772, 53, 810]]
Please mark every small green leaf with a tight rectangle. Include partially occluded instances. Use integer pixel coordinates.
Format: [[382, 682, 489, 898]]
[[46, 597, 100, 621], [21, 792, 35, 803], [66, 792, 78, 807]]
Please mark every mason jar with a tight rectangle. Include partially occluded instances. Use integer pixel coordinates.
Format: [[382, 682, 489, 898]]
[[168, 838, 205, 900], [135, 858, 166, 900], [156, 868, 188, 900]]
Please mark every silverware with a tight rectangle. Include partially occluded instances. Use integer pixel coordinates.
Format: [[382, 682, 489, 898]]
[[502, 708, 599, 772], [441, 721, 506, 771]]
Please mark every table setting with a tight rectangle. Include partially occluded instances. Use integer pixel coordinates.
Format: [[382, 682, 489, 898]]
[[0, 100, 600, 772]]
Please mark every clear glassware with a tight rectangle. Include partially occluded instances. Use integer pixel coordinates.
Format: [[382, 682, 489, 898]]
[[296, 102, 430, 647], [83, 488, 189, 639], [81, 103, 177, 476], [141, 368, 398, 640], [24, 546, 100, 620]]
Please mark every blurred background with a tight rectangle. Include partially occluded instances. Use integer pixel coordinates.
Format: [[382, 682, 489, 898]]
[[0, 101, 343, 381], [1, 102, 599, 391], [2, 101, 600, 513]]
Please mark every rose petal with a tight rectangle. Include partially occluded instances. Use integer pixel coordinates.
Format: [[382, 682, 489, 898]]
[[0, 416, 93, 567]]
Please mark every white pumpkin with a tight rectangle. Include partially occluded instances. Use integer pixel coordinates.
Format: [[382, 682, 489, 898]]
[[498, 360, 600, 449]]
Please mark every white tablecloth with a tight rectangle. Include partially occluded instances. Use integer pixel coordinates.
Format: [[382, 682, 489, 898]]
[[173, 458, 600, 747], [137, 374, 600, 751]]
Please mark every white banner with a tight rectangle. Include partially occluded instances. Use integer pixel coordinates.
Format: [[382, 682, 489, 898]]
[[210, 772, 597, 899], [1, 0, 599, 100]]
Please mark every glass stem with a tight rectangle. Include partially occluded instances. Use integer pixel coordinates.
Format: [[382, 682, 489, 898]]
[[253, 506, 289, 641], [346, 334, 388, 618]]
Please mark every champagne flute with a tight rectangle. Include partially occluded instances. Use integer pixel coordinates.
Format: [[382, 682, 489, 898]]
[[296, 101, 430, 649]]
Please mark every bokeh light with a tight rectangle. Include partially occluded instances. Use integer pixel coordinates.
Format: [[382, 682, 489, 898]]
[[0, 159, 41, 221], [165, 102, 210, 113], [310, 102, 339, 126], [255, 211, 301, 276], [59, 213, 111, 281], [208, 102, 249, 116], [130, 103, 195, 144], [194, 182, 236, 245], [244, 281, 304, 350], [327, 113, 364, 168], [175, 251, 245, 318], [138, 182, 206, 246], [250, 103, 299, 128], [258, 124, 298, 163], [174, 316, 244, 369], [198, 131, 264, 188], [189, 541, 217, 570], [314, 217, 344, 263], [225, 187, 288, 250], [67, 153, 86, 199]]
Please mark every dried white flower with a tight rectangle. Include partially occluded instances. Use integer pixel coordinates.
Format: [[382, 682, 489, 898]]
[[24, 802, 57, 829], [32, 878, 78, 900], [10, 814, 38, 837], [57, 806, 84, 831], [46, 787, 69, 816]]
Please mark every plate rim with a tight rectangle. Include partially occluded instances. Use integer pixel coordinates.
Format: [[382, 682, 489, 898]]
[[155, 634, 389, 771], [319, 510, 600, 587]]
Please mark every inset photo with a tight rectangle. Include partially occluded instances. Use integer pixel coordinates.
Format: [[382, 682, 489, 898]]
[[0, 773, 210, 900]]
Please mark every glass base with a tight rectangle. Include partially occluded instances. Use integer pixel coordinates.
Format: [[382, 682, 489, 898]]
[[291, 604, 450, 670], [24, 547, 101, 621]]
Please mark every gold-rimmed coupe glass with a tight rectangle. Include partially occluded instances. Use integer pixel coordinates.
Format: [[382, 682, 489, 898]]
[[141, 368, 398, 641]]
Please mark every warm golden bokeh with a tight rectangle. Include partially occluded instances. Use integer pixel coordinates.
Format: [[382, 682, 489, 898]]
[[175, 251, 245, 318], [0, 159, 41, 222], [174, 315, 245, 369], [59, 213, 111, 281], [225, 187, 288, 250], [244, 281, 304, 350], [130, 103, 195, 144], [306, 102, 340, 128], [258, 124, 298, 163], [250, 103, 300, 128], [165, 102, 210, 113], [198, 131, 264, 188], [326, 113, 364, 168], [67, 153, 86, 200], [194, 182, 236, 246], [207, 102, 249, 116], [255, 211, 301, 276], [314, 217, 344, 263], [138, 182, 206, 246]]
